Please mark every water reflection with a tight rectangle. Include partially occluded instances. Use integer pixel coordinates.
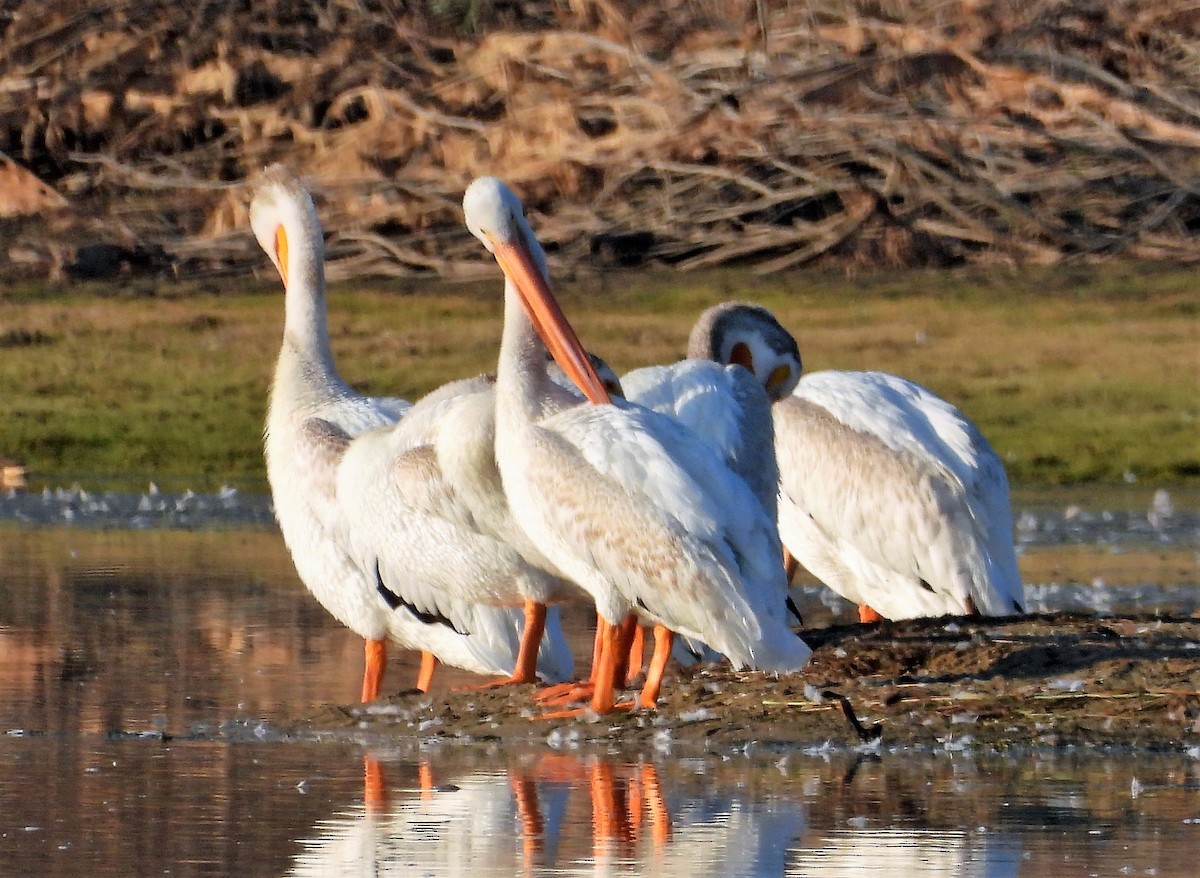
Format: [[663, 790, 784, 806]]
[[789, 829, 1021, 877], [1, 510, 1198, 876], [278, 750, 1200, 877], [290, 755, 696, 876]]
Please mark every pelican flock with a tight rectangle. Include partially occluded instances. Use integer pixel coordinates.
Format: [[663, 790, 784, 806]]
[[255, 164, 1024, 716]]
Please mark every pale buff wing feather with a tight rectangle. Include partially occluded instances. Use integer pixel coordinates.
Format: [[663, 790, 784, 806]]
[[294, 417, 352, 513], [526, 402, 808, 672], [779, 371, 1023, 617], [797, 371, 1023, 612]]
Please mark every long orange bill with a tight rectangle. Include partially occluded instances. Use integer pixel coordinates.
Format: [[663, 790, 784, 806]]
[[492, 239, 611, 406], [274, 225, 289, 287]]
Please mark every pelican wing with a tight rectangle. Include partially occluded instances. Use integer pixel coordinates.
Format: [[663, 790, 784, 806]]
[[333, 422, 573, 680], [623, 360, 778, 519], [527, 401, 807, 671], [795, 371, 989, 492], [783, 371, 1022, 615], [291, 417, 351, 527]]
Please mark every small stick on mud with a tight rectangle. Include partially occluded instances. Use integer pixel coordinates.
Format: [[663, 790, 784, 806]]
[[821, 689, 883, 743]]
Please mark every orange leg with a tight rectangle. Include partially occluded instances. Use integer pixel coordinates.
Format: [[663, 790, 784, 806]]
[[625, 624, 646, 685], [465, 599, 547, 689], [362, 638, 387, 702], [589, 616, 604, 681], [363, 755, 387, 812], [510, 772, 544, 868], [638, 625, 674, 710], [416, 651, 437, 692], [858, 604, 884, 624], [537, 617, 635, 719], [590, 618, 624, 714], [537, 612, 638, 706], [535, 613, 606, 703], [511, 599, 548, 683], [611, 614, 640, 685], [782, 545, 799, 582]]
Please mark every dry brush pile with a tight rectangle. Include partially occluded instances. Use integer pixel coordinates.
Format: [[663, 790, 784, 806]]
[[1, 0, 1199, 282]]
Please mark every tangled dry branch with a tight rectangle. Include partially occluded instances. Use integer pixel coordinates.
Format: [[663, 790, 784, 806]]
[[1, 0, 1198, 281]]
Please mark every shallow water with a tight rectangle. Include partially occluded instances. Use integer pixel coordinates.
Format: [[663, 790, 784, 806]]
[[0, 487, 1197, 876]]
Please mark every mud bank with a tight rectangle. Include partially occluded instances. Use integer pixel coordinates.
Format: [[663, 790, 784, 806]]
[[294, 614, 1200, 755]]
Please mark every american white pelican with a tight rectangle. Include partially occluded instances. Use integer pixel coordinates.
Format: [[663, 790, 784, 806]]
[[332, 365, 588, 688], [692, 302, 1026, 621], [617, 318, 789, 667], [253, 164, 570, 701], [464, 177, 811, 714]]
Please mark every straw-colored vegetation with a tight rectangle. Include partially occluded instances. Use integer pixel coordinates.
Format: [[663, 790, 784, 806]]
[[0, 261, 1195, 489], [0, 1, 1198, 280]]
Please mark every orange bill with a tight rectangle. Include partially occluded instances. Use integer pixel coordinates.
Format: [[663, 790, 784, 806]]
[[492, 238, 612, 406], [274, 225, 289, 287]]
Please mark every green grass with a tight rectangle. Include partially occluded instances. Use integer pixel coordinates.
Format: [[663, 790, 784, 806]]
[[0, 262, 1196, 491]]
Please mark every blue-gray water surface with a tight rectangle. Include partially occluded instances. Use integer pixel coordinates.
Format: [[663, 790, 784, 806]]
[[0, 485, 1197, 876]]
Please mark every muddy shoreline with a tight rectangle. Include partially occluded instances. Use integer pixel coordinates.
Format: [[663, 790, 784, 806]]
[[291, 614, 1200, 756]]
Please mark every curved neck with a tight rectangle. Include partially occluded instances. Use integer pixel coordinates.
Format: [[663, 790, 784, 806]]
[[272, 213, 353, 412], [495, 278, 554, 430], [281, 219, 335, 363]]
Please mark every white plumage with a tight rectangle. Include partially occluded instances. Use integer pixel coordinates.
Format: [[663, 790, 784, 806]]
[[620, 358, 779, 521], [777, 369, 1025, 618], [332, 368, 583, 686], [253, 164, 570, 699], [693, 303, 1025, 621], [465, 178, 810, 713]]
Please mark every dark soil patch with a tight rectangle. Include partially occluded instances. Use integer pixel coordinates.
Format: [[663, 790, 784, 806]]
[[293, 614, 1200, 754]]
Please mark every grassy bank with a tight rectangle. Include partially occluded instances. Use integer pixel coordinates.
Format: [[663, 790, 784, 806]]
[[0, 261, 1196, 491]]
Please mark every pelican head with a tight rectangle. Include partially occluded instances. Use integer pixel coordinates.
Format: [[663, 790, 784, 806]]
[[688, 302, 803, 401], [464, 176, 611, 406], [249, 164, 322, 290]]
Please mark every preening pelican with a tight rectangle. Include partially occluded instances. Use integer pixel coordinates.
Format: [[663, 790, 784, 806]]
[[693, 302, 1025, 621], [254, 164, 569, 701], [465, 178, 811, 714]]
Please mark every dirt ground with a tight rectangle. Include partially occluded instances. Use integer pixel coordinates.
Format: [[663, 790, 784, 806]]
[[297, 613, 1200, 754]]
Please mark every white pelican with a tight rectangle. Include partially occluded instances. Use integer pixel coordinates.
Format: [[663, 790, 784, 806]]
[[253, 164, 570, 701], [332, 364, 589, 688], [464, 177, 811, 714], [617, 320, 792, 668], [692, 302, 1026, 621]]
